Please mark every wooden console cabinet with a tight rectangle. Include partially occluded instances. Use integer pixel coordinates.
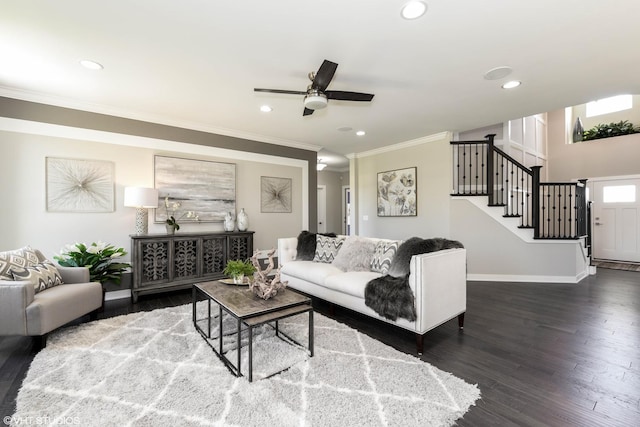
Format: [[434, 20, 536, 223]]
[[130, 231, 254, 302]]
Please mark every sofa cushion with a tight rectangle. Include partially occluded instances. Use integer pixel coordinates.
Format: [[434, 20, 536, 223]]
[[10, 260, 64, 293], [331, 236, 376, 272], [0, 246, 39, 279], [281, 260, 343, 284], [324, 271, 382, 298], [370, 240, 401, 274], [313, 235, 345, 263], [295, 231, 337, 261]]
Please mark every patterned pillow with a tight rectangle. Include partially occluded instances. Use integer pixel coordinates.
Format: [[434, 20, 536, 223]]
[[0, 246, 39, 279], [370, 240, 401, 274], [10, 261, 64, 293], [313, 235, 345, 263]]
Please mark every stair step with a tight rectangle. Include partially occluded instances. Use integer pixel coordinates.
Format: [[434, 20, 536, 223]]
[[503, 214, 521, 218], [487, 203, 506, 207], [518, 226, 534, 229], [451, 193, 489, 197]]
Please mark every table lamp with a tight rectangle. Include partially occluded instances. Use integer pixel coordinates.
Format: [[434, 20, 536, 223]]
[[124, 187, 159, 235]]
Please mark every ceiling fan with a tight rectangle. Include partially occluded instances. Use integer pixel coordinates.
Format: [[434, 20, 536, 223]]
[[254, 60, 375, 116]]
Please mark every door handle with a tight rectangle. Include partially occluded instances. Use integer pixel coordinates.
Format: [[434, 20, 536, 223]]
[[595, 222, 603, 226]]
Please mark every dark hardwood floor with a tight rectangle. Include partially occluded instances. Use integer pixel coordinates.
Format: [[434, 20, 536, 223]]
[[1, 268, 639, 426]]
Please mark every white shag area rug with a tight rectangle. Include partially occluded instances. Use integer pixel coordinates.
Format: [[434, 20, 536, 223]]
[[12, 303, 480, 426]]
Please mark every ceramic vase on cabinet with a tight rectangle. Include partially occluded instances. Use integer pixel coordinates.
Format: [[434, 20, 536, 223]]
[[223, 211, 235, 231], [237, 208, 249, 231]]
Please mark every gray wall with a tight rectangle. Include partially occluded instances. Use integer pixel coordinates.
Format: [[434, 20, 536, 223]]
[[547, 108, 640, 181], [352, 133, 452, 240], [0, 97, 317, 260], [317, 170, 349, 235]]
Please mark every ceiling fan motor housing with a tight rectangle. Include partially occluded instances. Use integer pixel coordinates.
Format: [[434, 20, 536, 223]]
[[304, 91, 328, 110]]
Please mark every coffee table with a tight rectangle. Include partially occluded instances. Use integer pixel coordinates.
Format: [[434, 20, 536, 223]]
[[192, 280, 313, 382]]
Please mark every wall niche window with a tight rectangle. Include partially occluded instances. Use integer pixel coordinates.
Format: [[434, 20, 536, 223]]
[[586, 95, 632, 118]]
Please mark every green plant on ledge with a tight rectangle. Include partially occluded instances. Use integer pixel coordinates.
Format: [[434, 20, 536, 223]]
[[582, 120, 640, 141], [223, 259, 256, 283], [54, 241, 130, 285]]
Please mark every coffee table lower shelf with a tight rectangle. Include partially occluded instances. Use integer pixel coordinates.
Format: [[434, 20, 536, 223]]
[[192, 282, 314, 382]]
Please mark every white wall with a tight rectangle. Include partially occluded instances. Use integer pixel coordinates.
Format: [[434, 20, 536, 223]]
[[0, 126, 305, 262]]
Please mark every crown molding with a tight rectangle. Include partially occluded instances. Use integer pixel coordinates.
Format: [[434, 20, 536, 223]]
[[348, 131, 451, 159]]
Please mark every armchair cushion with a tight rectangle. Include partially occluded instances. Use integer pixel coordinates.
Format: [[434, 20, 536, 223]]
[[10, 261, 64, 293], [0, 246, 39, 279]]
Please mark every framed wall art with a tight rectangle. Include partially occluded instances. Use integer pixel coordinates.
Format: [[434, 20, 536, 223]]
[[46, 157, 115, 212], [260, 176, 292, 213], [154, 155, 236, 222], [377, 166, 417, 217]]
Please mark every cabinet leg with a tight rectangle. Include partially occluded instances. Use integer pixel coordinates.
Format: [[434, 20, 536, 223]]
[[458, 312, 465, 330]]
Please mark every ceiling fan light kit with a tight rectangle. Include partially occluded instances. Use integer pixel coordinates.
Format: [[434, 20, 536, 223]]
[[304, 91, 328, 110], [254, 59, 374, 116]]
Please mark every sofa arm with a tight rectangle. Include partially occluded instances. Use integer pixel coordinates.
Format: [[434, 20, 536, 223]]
[[410, 248, 467, 333], [57, 265, 91, 284], [277, 237, 298, 266], [0, 279, 35, 335]]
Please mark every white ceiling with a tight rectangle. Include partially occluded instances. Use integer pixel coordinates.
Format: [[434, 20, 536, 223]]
[[2, 1, 640, 170]]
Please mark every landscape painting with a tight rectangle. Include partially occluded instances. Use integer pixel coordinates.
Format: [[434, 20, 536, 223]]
[[154, 155, 236, 223]]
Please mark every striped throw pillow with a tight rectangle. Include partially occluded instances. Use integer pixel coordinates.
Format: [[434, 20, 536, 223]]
[[370, 240, 401, 274], [313, 235, 345, 263]]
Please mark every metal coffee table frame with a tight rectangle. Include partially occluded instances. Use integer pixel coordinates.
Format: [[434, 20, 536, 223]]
[[193, 281, 314, 382]]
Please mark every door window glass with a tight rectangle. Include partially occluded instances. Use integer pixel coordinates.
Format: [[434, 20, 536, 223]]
[[603, 185, 636, 203]]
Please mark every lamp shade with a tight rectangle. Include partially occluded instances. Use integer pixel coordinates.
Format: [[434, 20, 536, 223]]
[[124, 187, 159, 208]]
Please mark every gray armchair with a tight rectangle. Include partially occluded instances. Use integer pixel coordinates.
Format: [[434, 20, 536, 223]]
[[0, 249, 103, 347]]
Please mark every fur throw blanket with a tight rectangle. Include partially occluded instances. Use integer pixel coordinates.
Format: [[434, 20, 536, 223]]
[[364, 237, 464, 322]]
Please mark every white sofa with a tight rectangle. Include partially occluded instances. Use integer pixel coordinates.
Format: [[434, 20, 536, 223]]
[[277, 236, 467, 354]]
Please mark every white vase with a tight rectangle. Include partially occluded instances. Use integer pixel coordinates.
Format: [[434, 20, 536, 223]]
[[237, 208, 249, 231], [223, 211, 235, 231]]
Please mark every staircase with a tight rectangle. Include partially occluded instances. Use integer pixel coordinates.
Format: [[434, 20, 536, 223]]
[[451, 134, 591, 249]]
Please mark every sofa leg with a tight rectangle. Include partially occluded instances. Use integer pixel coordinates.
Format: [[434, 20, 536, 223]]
[[458, 313, 465, 330], [34, 334, 47, 349], [416, 333, 424, 355]]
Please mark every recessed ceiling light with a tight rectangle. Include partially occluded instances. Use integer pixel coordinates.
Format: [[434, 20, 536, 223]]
[[401, 1, 428, 20], [79, 59, 103, 70], [484, 66, 513, 80], [356, 130, 366, 136], [260, 105, 272, 112], [502, 80, 522, 89]]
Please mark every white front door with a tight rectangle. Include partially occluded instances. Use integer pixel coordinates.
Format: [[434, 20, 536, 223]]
[[317, 185, 327, 233], [592, 178, 640, 262]]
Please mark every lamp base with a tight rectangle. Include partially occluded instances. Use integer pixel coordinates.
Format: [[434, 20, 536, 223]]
[[134, 208, 148, 235]]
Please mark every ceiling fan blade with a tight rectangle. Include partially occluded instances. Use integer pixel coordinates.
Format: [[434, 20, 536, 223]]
[[303, 107, 314, 116], [325, 91, 375, 102], [254, 88, 307, 95], [312, 60, 338, 91]]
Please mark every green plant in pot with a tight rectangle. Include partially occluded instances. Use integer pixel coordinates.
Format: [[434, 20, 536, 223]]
[[223, 259, 256, 284]]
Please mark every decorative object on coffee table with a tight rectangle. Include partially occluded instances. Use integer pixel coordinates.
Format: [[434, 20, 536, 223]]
[[249, 248, 287, 300], [223, 259, 256, 284], [237, 208, 249, 231]]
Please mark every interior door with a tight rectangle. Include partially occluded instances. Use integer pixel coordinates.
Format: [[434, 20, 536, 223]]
[[317, 185, 327, 233], [342, 186, 350, 235], [592, 178, 640, 262]]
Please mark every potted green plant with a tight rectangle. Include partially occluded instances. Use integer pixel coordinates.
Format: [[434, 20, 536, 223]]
[[223, 259, 256, 284]]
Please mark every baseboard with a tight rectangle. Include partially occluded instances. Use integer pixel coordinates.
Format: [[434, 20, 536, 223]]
[[105, 289, 131, 301], [467, 273, 584, 284]]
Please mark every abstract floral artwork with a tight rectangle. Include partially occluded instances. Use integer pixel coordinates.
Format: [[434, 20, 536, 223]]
[[260, 176, 292, 213], [377, 167, 417, 217], [46, 157, 115, 212], [154, 155, 236, 222]]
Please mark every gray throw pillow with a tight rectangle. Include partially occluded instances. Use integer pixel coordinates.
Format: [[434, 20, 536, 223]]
[[331, 236, 377, 272]]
